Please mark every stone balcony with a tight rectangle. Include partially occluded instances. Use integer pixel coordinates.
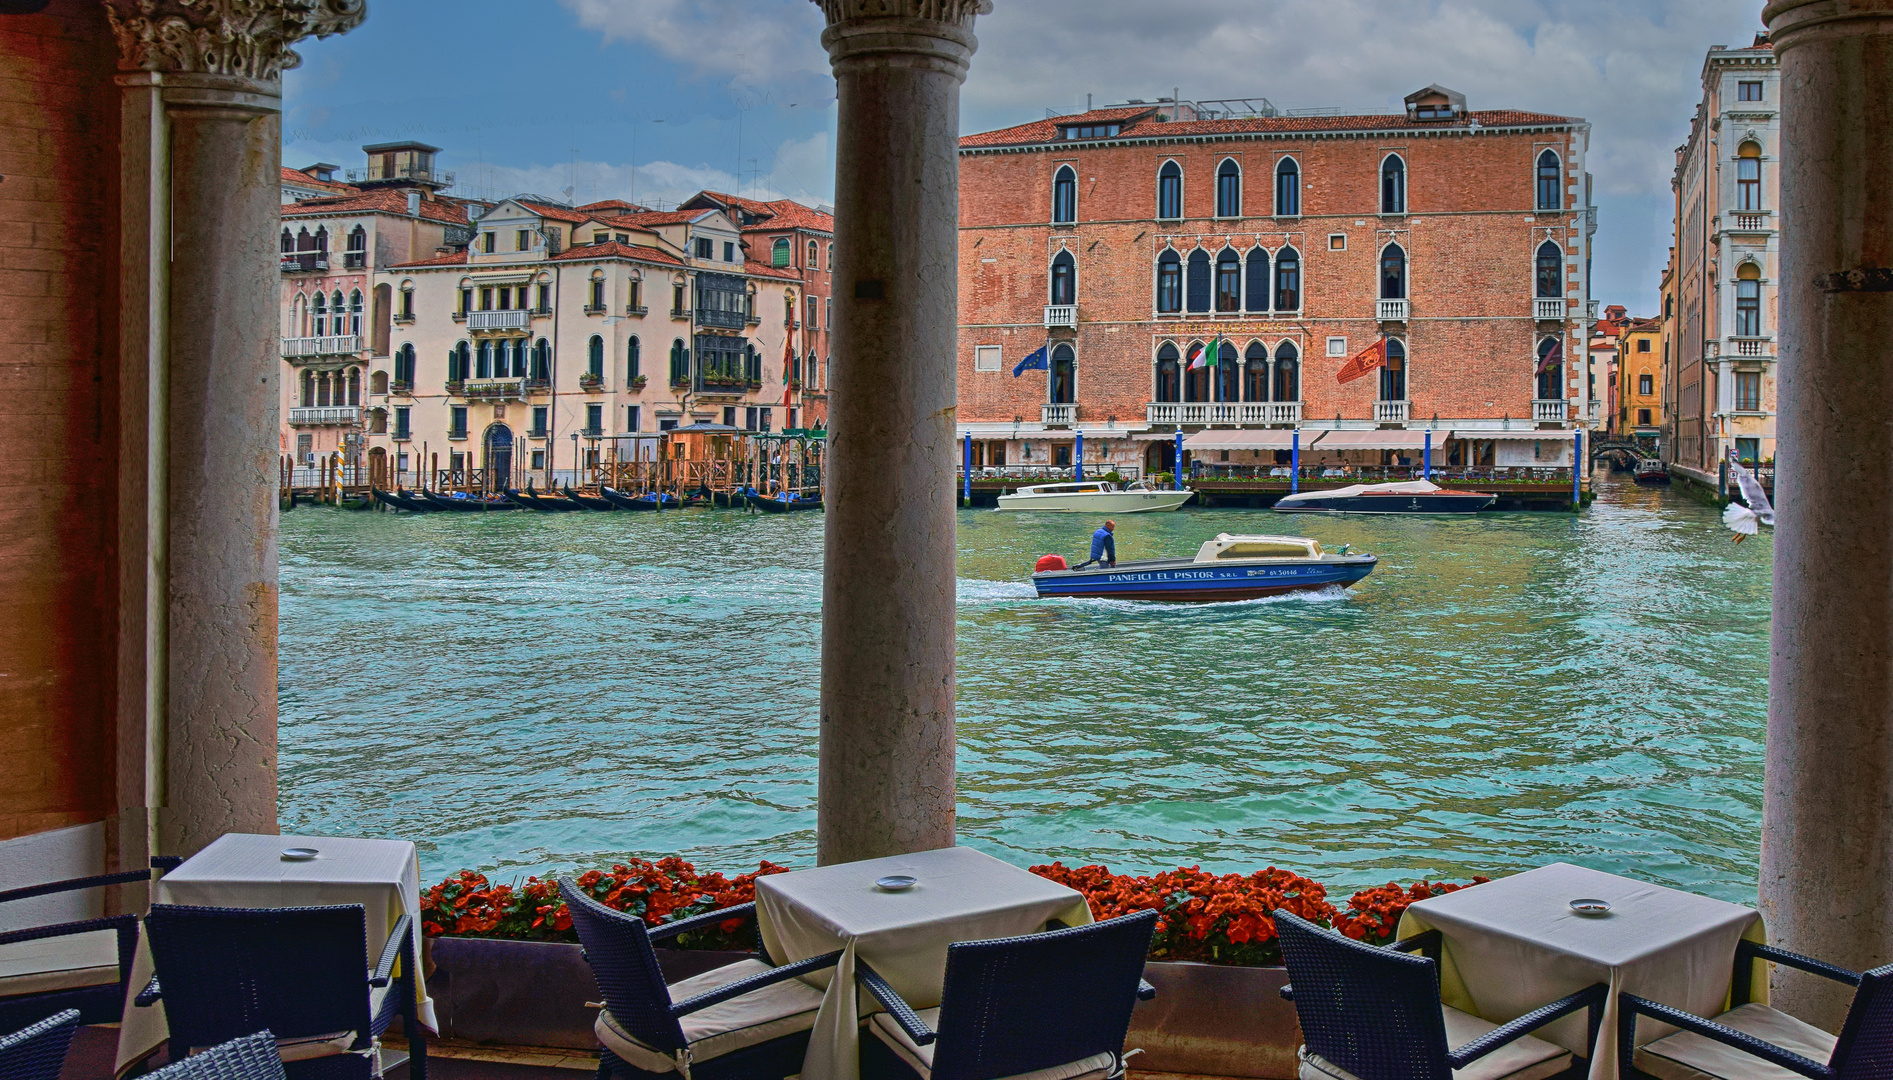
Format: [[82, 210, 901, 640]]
[[1533, 399, 1568, 423], [1041, 402, 1077, 427], [281, 334, 362, 361], [1533, 298, 1566, 322], [1043, 304, 1076, 329], [467, 310, 531, 333], [1146, 401, 1302, 426], [1376, 298, 1408, 323], [288, 406, 361, 427], [1375, 400, 1411, 424]]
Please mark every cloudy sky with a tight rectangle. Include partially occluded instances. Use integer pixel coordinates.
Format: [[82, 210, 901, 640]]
[[284, 0, 1767, 313]]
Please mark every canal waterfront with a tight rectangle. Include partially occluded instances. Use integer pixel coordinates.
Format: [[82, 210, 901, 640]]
[[280, 475, 1771, 901]]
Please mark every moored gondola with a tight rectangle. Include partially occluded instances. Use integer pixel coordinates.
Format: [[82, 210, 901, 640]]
[[599, 486, 679, 511], [562, 486, 617, 511], [373, 487, 434, 513], [746, 490, 823, 513], [505, 485, 582, 512], [420, 490, 518, 512]]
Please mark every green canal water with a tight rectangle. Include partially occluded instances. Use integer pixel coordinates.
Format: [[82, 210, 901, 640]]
[[278, 475, 1772, 901]]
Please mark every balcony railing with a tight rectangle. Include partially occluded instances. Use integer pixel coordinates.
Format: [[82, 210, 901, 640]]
[[698, 306, 748, 331], [1533, 399, 1567, 423], [1585, 300, 1600, 321], [626, 304, 649, 316], [467, 310, 531, 332], [1533, 297, 1566, 321], [671, 307, 691, 319], [463, 380, 523, 401], [1732, 212, 1770, 232], [342, 251, 366, 269], [1376, 298, 1409, 323], [583, 304, 607, 315], [1734, 338, 1771, 356], [288, 406, 361, 426], [1147, 402, 1209, 426], [279, 252, 328, 273], [390, 380, 413, 394], [1044, 305, 1077, 329], [1041, 403, 1078, 427], [281, 335, 362, 359], [581, 425, 605, 437], [1375, 400, 1410, 424], [525, 378, 551, 393]]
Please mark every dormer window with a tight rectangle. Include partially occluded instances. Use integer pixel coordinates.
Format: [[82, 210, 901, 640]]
[[1413, 103, 1457, 120], [617, 233, 629, 243], [1061, 123, 1121, 140]]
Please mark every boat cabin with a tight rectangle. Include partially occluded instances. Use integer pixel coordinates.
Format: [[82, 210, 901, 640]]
[[1015, 481, 1117, 495], [1191, 534, 1323, 563]]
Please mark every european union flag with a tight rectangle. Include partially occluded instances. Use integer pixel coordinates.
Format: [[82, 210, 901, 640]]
[[1012, 344, 1048, 377]]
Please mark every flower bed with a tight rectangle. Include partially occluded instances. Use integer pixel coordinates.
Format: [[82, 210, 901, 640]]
[[423, 856, 1484, 967]]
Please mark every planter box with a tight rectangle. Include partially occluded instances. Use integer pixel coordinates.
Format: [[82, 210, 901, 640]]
[[1128, 962, 1299, 1080], [428, 939, 1300, 1077]]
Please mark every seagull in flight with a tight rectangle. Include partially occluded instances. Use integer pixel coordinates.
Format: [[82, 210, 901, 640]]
[[1723, 446, 1775, 543]]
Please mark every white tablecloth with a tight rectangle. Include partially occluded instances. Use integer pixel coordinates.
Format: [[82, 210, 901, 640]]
[[755, 847, 1094, 1080], [113, 834, 436, 1074], [1396, 863, 1766, 1080]]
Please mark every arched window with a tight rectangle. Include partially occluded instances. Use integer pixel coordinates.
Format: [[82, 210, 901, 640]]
[[347, 225, 366, 252], [348, 288, 363, 335], [1052, 164, 1077, 225], [1273, 341, 1300, 402], [1536, 336, 1563, 401], [393, 343, 415, 387], [772, 237, 791, 268], [280, 228, 294, 253], [1216, 158, 1241, 217], [346, 367, 361, 406], [1186, 249, 1212, 313], [514, 338, 530, 378], [1736, 263, 1762, 336], [331, 291, 345, 336], [1245, 248, 1270, 312], [669, 339, 688, 385], [805, 350, 818, 389], [290, 293, 305, 336], [1535, 241, 1564, 298], [1737, 141, 1763, 211], [1244, 341, 1270, 402], [1380, 243, 1407, 300], [588, 334, 604, 377], [1184, 342, 1210, 402], [1215, 248, 1241, 312], [1216, 340, 1241, 402], [1156, 249, 1182, 313], [1381, 155, 1406, 214], [450, 341, 470, 383], [533, 339, 550, 382], [300, 369, 314, 407], [827, 243, 834, 269], [1050, 249, 1076, 306], [1050, 344, 1076, 404], [311, 291, 327, 336], [1536, 150, 1562, 211], [371, 368, 388, 395], [1275, 158, 1300, 216], [1155, 343, 1181, 403], [476, 340, 492, 379], [808, 240, 819, 266], [1274, 247, 1301, 311], [313, 226, 328, 251], [296, 227, 314, 252], [1157, 160, 1182, 220], [627, 336, 641, 380], [1380, 339, 1407, 402]]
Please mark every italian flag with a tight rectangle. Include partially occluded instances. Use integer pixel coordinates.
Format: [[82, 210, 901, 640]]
[[1189, 338, 1220, 370]]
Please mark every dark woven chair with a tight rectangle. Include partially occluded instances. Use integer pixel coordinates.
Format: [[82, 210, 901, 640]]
[[0, 1009, 80, 1080], [557, 878, 841, 1080], [138, 903, 424, 1080], [856, 910, 1159, 1080], [1620, 939, 1893, 1079], [0, 856, 181, 1032], [144, 1031, 289, 1080], [1275, 910, 1605, 1080]]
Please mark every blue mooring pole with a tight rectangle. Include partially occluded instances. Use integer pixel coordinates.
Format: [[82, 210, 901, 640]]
[[1572, 429, 1583, 509], [1074, 429, 1084, 481], [1423, 430, 1432, 480], [1290, 430, 1301, 493], [1174, 429, 1184, 491], [962, 434, 972, 506]]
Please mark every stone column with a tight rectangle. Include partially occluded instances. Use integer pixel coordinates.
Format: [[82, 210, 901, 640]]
[[108, 0, 365, 859], [1760, 0, 1893, 1029], [810, 0, 988, 865]]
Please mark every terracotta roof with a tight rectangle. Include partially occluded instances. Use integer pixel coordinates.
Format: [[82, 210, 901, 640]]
[[549, 241, 687, 267], [575, 199, 649, 214], [743, 259, 801, 281], [515, 200, 593, 225], [283, 188, 470, 225], [602, 209, 716, 228], [691, 190, 835, 234], [960, 106, 1582, 150], [386, 250, 470, 268]]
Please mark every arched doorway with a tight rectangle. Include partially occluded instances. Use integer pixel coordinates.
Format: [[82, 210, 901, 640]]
[[368, 446, 388, 488], [484, 424, 514, 492]]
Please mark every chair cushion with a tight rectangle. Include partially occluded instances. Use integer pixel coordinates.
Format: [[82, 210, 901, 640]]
[[1297, 1004, 1571, 1080], [595, 959, 826, 1075], [206, 983, 391, 1063], [868, 1008, 1118, 1080], [1633, 1002, 1838, 1080], [0, 928, 120, 996]]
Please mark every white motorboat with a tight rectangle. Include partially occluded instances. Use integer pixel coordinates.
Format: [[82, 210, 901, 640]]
[[995, 480, 1193, 513]]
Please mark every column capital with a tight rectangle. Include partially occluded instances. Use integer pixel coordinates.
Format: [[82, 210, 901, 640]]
[[1764, 0, 1893, 50], [811, 0, 988, 78], [810, 0, 990, 29], [104, 0, 366, 83]]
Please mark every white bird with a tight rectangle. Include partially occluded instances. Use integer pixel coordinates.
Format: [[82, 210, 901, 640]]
[[1722, 447, 1775, 543]]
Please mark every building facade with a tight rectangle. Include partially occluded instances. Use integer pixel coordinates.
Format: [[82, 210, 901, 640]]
[[1616, 317, 1662, 442], [1665, 35, 1779, 475], [956, 87, 1597, 477]]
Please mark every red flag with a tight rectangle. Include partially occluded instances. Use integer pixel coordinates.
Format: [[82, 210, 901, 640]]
[[1336, 335, 1388, 384], [782, 333, 795, 410], [1536, 336, 1564, 374]]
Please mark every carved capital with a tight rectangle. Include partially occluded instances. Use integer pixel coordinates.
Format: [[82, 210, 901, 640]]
[[104, 0, 366, 82], [810, 0, 990, 30]]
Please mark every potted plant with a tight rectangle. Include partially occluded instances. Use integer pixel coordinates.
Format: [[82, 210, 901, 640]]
[[629, 375, 648, 391], [579, 372, 604, 392]]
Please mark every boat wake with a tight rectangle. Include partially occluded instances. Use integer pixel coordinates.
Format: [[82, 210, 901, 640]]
[[956, 579, 1354, 610]]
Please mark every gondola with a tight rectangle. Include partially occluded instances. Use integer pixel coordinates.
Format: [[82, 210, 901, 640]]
[[711, 487, 754, 509], [746, 490, 823, 513], [504, 485, 582, 512], [420, 490, 518, 512], [599, 486, 679, 511], [373, 487, 433, 513], [561, 486, 617, 511]]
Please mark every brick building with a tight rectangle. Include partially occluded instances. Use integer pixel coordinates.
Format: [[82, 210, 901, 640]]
[[957, 87, 1597, 478]]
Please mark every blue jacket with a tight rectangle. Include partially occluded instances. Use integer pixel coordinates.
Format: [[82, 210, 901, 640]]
[[1090, 527, 1116, 563]]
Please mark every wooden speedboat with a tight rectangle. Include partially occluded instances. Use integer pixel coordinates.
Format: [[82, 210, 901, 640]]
[[562, 486, 617, 511], [599, 487, 679, 511], [1272, 479, 1493, 515], [747, 490, 822, 513], [997, 480, 1193, 513], [373, 487, 433, 513], [1633, 459, 1671, 485], [1031, 534, 1375, 602], [420, 490, 517, 512], [505, 486, 582, 512]]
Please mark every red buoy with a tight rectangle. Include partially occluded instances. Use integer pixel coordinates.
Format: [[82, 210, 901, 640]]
[[1035, 554, 1069, 572]]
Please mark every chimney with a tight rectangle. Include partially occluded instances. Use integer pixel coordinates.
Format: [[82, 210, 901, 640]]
[[407, 191, 421, 216]]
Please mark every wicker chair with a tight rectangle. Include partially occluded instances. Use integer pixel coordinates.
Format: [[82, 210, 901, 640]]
[[1619, 940, 1893, 1079], [557, 878, 841, 1080], [856, 910, 1159, 1080], [143, 1031, 289, 1080], [0, 1009, 79, 1080], [1275, 911, 1605, 1080], [138, 903, 425, 1080], [0, 856, 181, 1032]]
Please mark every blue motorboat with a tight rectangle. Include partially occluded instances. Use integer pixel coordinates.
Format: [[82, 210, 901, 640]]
[[1031, 534, 1375, 602]]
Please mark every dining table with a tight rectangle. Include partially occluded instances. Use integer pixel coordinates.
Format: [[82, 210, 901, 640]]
[[1396, 862, 1767, 1080], [754, 846, 1094, 1080], [112, 833, 435, 1076]]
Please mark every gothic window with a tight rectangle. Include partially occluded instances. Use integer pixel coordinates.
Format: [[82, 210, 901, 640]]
[[1050, 344, 1075, 404], [1380, 340, 1407, 401], [312, 292, 327, 336], [1157, 160, 1182, 220], [1274, 247, 1301, 311], [1536, 241, 1564, 298], [1244, 341, 1269, 402], [1052, 164, 1077, 225], [1275, 158, 1300, 216], [1380, 244, 1407, 300], [670, 339, 688, 385], [1216, 340, 1241, 401], [533, 339, 550, 382], [346, 366, 361, 406], [1246, 248, 1270, 312], [1186, 249, 1211, 313], [1536, 150, 1562, 211], [1537, 336, 1563, 400], [1381, 155, 1406, 214], [1273, 341, 1300, 401], [1050, 249, 1075, 306], [1156, 249, 1182, 313], [1155, 343, 1181, 402], [476, 340, 492, 379], [349, 289, 363, 334], [627, 336, 640, 380], [1215, 248, 1241, 312], [588, 334, 604, 377], [1185, 341, 1209, 402], [394, 343, 415, 387], [1216, 158, 1241, 217]]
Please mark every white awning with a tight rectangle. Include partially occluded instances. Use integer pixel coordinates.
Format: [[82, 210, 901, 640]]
[[1182, 429, 1303, 451], [1310, 429, 1448, 450], [1455, 429, 1583, 441]]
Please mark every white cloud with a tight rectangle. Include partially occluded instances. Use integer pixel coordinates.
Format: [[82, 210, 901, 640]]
[[559, 0, 833, 103], [451, 140, 833, 214]]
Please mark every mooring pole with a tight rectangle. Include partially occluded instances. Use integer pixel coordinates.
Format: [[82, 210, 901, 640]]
[[1423, 430, 1432, 480], [1572, 429, 1583, 509], [962, 433, 972, 506], [1291, 430, 1300, 493], [1173, 429, 1183, 491]]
